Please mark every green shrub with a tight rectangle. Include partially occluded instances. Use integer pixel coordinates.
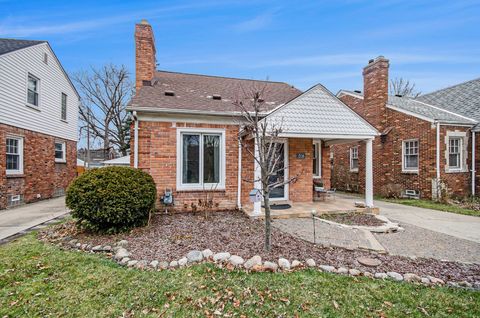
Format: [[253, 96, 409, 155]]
[[66, 166, 157, 233]]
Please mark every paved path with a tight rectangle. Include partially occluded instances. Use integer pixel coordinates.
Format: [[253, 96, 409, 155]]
[[375, 199, 480, 243], [0, 197, 68, 242]]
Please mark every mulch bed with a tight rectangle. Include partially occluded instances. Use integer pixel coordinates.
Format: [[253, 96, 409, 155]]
[[40, 210, 480, 283], [318, 213, 386, 227]]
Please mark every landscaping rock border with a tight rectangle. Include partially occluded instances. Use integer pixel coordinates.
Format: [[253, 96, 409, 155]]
[[56, 236, 480, 291]]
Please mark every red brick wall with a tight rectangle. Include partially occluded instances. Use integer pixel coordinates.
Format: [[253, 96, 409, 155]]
[[240, 138, 254, 206], [135, 121, 240, 211], [332, 95, 472, 199], [0, 123, 76, 209], [288, 138, 313, 202]]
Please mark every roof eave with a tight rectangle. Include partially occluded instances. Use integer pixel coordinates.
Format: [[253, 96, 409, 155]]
[[126, 105, 269, 117]]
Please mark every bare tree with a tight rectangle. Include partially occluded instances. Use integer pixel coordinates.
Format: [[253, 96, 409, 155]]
[[234, 86, 298, 251], [390, 77, 421, 98], [72, 64, 133, 157]]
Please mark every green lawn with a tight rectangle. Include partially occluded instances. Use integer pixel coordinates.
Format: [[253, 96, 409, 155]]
[[379, 197, 480, 217], [1, 235, 479, 317]]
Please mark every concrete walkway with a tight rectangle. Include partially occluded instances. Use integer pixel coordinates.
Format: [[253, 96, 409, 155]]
[[0, 197, 68, 242], [375, 200, 480, 243]]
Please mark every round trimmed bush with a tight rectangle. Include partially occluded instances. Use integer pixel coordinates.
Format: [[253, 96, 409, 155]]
[[66, 166, 157, 233]]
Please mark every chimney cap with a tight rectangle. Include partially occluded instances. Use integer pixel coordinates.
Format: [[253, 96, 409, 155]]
[[139, 19, 150, 25], [354, 90, 362, 93]]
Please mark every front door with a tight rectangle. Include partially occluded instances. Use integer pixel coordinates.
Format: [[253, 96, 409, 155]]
[[268, 140, 288, 200]]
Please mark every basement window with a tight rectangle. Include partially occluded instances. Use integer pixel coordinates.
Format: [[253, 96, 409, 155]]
[[164, 90, 175, 96], [212, 94, 221, 100]]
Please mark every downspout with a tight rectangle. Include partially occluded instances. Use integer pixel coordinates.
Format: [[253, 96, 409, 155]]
[[435, 121, 441, 200], [237, 125, 242, 209], [472, 130, 476, 196], [133, 111, 139, 168]]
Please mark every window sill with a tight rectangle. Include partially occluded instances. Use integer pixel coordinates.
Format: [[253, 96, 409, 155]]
[[55, 160, 67, 164], [402, 170, 419, 175], [445, 169, 468, 174], [176, 187, 226, 192], [26, 104, 40, 111], [350, 169, 359, 173], [60, 119, 68, 123], [6, 173, 25, 178], [313, 175, 322, 179]]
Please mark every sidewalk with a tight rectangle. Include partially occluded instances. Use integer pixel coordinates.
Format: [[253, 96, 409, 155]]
[[0, 197, 68, 243]]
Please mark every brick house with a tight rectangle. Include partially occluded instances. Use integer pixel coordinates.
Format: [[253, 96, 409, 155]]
[[0, 39, 79, 209], [127, 21, 378, 214], [332, 56, 479, 200]]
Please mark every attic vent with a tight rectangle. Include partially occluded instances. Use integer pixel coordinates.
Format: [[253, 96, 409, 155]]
[[142, 80, 152, 86], [354, 90, 361, 93], [165, 90, 175, 96], [212, 94, 221, 100], [395, 94, 403, 97], [368, 59, 374, 64], [43, 53, 48, 64]]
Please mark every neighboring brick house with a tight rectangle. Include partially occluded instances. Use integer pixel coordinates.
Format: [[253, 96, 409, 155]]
[[0, 39, 79, 209], [332, 56, 479, 200], [127, 20, 378, 214]]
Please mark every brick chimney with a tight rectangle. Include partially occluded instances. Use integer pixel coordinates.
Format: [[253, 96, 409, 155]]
[[363, 56, 389, 131], [135, 20, 156, 90]]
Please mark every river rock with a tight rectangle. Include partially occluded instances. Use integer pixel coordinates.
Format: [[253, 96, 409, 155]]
[[349, 269, 361, 276], [336, 267, 348, 274], [319, 265, 335, 273], [187, 250, 203, 263], [264, 261, 278, 272], [114, 248, 130, 260], [213, 252, 231, 262], [202, 249, 213, 259], [278, 258, 290, 270], [169, 260, 178, 268], [178, 257, 188, 266], [357, 257, 381, 267], [306, 259, 316, 267], [244, 255, 262, 269], [150, 260, 159, 269], [387, 272, 403, 281], [374, 272, 388, 279], [291, 260, 302, 269], [229, 255, 245, 267], [404, 273, 421, 282]]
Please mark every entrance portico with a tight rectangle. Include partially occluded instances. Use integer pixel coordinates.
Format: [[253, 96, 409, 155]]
[[248, 84, 379, 216]]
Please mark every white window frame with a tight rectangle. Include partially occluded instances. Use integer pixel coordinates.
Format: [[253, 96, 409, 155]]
[[445, 131, 467, 173], [54, 141, 66, 163], [350, 146, 359, 172], [402, 139, 419, 173], [176, 128, 226, 191], [61, 93, 67, 121], [6, 136, 24, 175], [26, 73, 40, 108], [313, 140, 322, 178]]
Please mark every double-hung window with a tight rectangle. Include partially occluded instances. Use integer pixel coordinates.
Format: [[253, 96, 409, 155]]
[[313, 142, 321, 177], [6, 137, 23, 175], [448, 137, 462, 170], [350, 147, 359, 171], [55, 142, 66, 163], [61, 93, 67, 121], [403, 139, 419, 172], [27, 74, 39, 107], [178, 129, 225, 190]]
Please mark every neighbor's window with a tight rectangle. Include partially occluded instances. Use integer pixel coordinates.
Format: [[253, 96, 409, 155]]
[[27, 74, 39, 106], [61, 93, 67, 120], [403, 139, 419, 172], [179, 130, 224, 189], [350, 147, 359, 171], [448, 137, 462, 170], [313, 142, 321, 177], [6, 137, 23, 175], [55, 142, 66, 163]]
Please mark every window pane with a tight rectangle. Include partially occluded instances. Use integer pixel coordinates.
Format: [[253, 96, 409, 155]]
[[203, 135, 220, 183], [182, 134, 200, 184], [313, 144, 318, 175], [61, 93, 67, 120], [6, 139, 18, 154], [405, 154, 418, 168], [55, 143, 64, 159], [6, 154, 19, 170], [27, 90, 36, 105], [28, 76, 37, 91]]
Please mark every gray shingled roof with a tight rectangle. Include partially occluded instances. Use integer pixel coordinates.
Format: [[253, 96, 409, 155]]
[[339, 90, 476, 126], [417, 78, 480, 131], [264, 85, 378, 137], [129, 70, 301, 113], [0, 38, 46, 56]]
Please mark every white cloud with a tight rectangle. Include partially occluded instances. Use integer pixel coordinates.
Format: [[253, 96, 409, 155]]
[[232, 11, 275, 32]]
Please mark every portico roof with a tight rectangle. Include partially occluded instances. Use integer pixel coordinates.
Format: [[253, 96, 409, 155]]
[[263, 84, 378, 139]]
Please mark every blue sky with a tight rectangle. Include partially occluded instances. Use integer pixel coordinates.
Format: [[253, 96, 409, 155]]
[[1, 0, 480, 93]]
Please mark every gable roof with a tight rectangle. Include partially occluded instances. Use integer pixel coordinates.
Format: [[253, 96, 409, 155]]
[[338, 90, 476, 126], [0, 38, 46, 56], [128, 70, 301, 114], [417, 78, 480, 131], [264, 85, 378, 138]]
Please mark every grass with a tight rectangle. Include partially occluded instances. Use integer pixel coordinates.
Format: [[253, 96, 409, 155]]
[[377, 197, 480, 217], [0, 235, 479, 317]]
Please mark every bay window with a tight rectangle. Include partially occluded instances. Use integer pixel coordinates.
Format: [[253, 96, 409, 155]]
[[177, 129, 225, 190]]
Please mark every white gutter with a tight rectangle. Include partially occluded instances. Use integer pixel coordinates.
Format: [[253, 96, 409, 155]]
[[133, 111, 139, 168], [127, 106, 269, 117], [436, 121, 441, 200], [472, 130, 476, 196], [237, 126, 242, 209]]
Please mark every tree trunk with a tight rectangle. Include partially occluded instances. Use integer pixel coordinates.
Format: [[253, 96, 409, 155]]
[[263, 185, 271, 251]]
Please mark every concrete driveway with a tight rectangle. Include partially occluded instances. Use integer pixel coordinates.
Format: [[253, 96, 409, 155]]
[[0, 197, 68, 242], [376, 200, 480, 243]]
